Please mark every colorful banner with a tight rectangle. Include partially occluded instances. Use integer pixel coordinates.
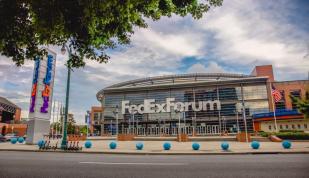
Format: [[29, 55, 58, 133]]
[[29, 58, 40, 113], [40, 55, 54, 113], [29, 53, 55, 115]]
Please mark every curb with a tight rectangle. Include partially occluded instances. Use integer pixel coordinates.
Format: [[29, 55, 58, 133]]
[[0, 149, 308, 155]]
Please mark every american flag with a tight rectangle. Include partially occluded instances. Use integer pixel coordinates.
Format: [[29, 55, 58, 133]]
[[272, 85, 282, 102]]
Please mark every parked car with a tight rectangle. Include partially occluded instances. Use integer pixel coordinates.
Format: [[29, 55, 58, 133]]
[[0, 134, 7, 142], [4, 133, 18, 141]]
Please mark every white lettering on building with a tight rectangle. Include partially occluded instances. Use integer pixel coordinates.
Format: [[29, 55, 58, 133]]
[[121, 98, 221, 114]]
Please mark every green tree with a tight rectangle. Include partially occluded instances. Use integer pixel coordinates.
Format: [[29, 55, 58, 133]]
[[0, 0, 223, 68], [67, 114, 76, 134], [80, 126, 90, 135], [291, 88, 309, 119], [51, 122, 62, 133]]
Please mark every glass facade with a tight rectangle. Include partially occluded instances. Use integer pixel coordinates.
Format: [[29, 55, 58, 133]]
[[101, 80, 269, 135]]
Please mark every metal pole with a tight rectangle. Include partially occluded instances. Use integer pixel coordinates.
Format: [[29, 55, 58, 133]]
[[240, 84, 248, 142], [86, 121, 88, 137], [114, 105, 119, 139], [56, 101, 60, 136], [52, 100, 55, 137], [216, 86, 222, 135], [183, 112, 186, 134], [132, 113, 135, 134], [243, 108, 248, 142], [61, 104, 64, 134], [116, 112, 118, 138], [61, 45, 71, 149], [236, 110, 240, 133], [269, 82, 278, 132], [110, 120, 112, 135], [60, 102, 63, 135], [178, 112, 181, 141], [129, 114, 131, 133], [86, 111, 90, 137]]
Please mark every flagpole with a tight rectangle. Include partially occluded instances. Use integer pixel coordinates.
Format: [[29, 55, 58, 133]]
[[56, 101, 60, 136], [269, 82, 278, 133], [52, 100, 55, 137]]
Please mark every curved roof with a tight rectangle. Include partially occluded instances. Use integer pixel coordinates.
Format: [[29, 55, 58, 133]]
[[107, 73, 252, 89], [0, 96, 20, 113], [96, 73, 266, 101]]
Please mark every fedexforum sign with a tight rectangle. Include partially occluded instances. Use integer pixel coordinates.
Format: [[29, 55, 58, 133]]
[[122, 98, 221, 114]]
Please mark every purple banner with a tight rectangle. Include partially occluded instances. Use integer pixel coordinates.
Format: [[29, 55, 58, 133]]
[[40, 55, 53, 113]]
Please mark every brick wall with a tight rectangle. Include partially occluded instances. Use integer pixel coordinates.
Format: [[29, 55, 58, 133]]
[[90, 106, 103, 135], [273, 80, 309, 110]]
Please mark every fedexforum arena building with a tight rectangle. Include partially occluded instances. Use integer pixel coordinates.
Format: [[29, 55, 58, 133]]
[[95, 65, 309, 136]]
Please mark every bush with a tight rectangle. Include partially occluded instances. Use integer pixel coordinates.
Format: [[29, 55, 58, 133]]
[[275, 132, 309, 140], [259, 132, 270, 137], [279, 130, 304, 133]]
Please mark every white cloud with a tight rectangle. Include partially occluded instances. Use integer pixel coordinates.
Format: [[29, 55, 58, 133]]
[[135, 28, 204, 57], [195, 0, 309, 79], [187, 62, 226, 73]]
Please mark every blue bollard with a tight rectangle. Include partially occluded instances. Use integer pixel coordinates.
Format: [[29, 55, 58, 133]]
[[136, 142, 144, 150], [163, 142, 171, 150], [192, 142, 200, 150], [251, 141, 260, 149], [17, 137, 24, 143], [37, 139, 45, 148], [282, 140, 292, 149], [10, 138, 17, 144], [221, 142, 229, 150], [84, 140, 92, 149], [109, 142, 117, 149]]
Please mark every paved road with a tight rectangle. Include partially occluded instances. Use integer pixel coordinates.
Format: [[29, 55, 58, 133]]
[[0, 151, 308, 178]]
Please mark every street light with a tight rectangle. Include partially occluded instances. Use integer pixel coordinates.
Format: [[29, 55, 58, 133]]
[[178, 112, 182, 140], [112, 105, 119, 139], [130, 108, 136, 135], [60, 44, 72, 149], [86, 110, 90, 137], [234, 109, 240, 133], [241, 105, 249, 142], [175, 110, 182, 141]]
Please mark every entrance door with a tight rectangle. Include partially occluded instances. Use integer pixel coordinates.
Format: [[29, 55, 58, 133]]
[[211, 125, 219, 135]]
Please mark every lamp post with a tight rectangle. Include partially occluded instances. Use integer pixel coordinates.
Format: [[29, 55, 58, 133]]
[[242, 107, 248, 142], [113, 105, 119, 139], [86, 110, 90, 137], [130, 108, 136, 135], [235, 109, 240, 133], [175, 110, 182, 141], [60, 44, 72, 149], [178, 112, 181, 141]]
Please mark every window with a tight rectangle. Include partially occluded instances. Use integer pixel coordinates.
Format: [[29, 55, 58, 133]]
[[269, 125, 272, 130], [285, 125, 289, 129], [292, 124, 295, 129], [275, 90, 285, 110], [304, 124, 307, 129], [290, 90, 301, 110], [297, 124, 301, 129], [280, 125, 283, 130], [94, 113, 99, 120]]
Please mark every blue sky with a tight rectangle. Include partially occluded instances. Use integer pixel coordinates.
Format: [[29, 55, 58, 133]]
[[0, 0, 308, 124]]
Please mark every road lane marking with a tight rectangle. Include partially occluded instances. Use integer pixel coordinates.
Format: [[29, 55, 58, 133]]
[[79, 162, 188, 166]]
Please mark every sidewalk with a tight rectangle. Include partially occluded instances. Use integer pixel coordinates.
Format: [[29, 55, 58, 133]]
[[0, 140, 309, 155]]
